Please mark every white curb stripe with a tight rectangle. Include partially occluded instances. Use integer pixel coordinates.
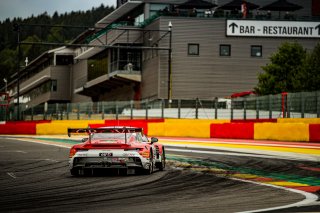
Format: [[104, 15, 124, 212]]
[[235, 178, 319, 213]]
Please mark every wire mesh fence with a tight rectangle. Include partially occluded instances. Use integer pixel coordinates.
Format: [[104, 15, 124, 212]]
[[4, 91, 320, 121]]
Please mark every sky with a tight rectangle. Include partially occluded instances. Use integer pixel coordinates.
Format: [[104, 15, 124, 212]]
[[0, 0, 116, 22]]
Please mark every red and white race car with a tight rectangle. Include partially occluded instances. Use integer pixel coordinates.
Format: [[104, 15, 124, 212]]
[[68, 126, 165, 176]]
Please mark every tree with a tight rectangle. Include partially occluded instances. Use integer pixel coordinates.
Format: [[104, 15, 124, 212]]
[[301, 43, 320, 91], [0, 48, 16, 80], [255, 42, 307, 95]]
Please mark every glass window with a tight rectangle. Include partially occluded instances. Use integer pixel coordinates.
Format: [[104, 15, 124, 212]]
[[188, 43, 199, 56], [150, 3, 170, 17], [220, 44, 231, 56], [51, 80, 57, 92], [134, 13, 144, 26], [251, 45, 262, 57]]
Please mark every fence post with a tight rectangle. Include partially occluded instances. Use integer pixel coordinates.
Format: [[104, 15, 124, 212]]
[[230, 99, 234, 120], [55, 103, 58, 120], [243, 98, 247, 120], [256, 98, 259, 119], [214, 97, 218, 119], [60, 104, 63, 120], [77, 103, 80, 120], [287, 94, 290, 118], [195, 98, 199, 119], [178, 99, 181, 119], [145, 99, 148, 120], [268, 94, 272, 119], [161, 99, 164, 119], [44, 102, 47, 120], [66, 103, 69, 120], [89, 103, 92, 119], [301, 92, 305, 118], [316, 91, 320, 118], [101, 102, 105, 120], [115, 101, 119, 120], [130, 100, 133, 120], [31, 106, 34, 121]]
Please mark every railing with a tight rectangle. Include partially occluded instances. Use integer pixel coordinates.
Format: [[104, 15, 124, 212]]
[[110, 60, 141, 73], [4, 90, 320, 121]]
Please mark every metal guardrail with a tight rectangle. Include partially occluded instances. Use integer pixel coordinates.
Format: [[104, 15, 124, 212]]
[[2, 91, 320, 121]]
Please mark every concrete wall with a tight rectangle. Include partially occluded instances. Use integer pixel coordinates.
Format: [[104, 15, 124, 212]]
[[1, 118, 320, 142]]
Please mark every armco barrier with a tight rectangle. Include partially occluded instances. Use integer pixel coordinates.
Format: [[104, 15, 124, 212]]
[[36, 120, 105, 135], [90, 119, 164, 135], [148, 122, 166, 136], [1, 119, 319, 143], [309, 124, 320, 142], [105, 119, 164, 135], [148, 119, 229, 138], [0, 121, 51, 135], [231, 119, 277, 123], [0, 123, 36, 134], [210, 123, 254, 139], [278, 118, 320, 124], [254, 123, 309, 142]]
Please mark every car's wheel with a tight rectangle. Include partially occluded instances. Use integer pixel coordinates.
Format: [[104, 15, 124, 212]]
[[144, 151, 154, 175], [70, 168, 80, 176], [158, 147, 166, 171]]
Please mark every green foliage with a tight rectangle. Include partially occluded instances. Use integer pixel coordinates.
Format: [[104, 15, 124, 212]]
[[0, 49, 16, 78], [255, 42, 315, 95], [301, 43, 320, 91]]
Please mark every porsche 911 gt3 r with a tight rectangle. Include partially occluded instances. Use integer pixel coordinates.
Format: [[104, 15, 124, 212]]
[[68, 126, 165, 176]]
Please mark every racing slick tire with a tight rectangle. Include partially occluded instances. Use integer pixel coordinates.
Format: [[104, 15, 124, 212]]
[[158, 147, 166, 171], [70, 168, 80, 176], [143, 151, 154, 175]]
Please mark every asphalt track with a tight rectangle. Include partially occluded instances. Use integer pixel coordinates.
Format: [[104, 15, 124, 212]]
[[0, 136, 319, 213]]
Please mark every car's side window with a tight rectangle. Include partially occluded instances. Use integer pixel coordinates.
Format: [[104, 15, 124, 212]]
[[142, 134, 149, 142], [135, 133, 143, 142]]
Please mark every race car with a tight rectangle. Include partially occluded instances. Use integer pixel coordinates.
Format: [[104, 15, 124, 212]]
[[68, 126, 165, 176]]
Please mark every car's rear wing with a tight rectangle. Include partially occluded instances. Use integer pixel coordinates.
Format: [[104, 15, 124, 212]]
[[67, 128, 89, 137], [67, 126, 144, 137]]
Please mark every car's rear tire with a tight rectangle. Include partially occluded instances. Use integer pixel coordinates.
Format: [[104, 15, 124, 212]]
[[158, 147, 166, 171], [144, 161, 153, 175], [143, 151, 154, 175], [70, 168, 80, 176]]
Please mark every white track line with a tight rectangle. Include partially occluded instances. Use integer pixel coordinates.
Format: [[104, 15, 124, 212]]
[[7, 172, 16, 179], [165, 144, 320, 162], [166, 148, 303, 160], [14, 138, 71, 149], [161, 138, 320, 149], [236, 179, 319, 213]]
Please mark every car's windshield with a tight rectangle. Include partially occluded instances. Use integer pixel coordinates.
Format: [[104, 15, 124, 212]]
[[91, 132, 149, 143], [92, 133, 132, 140]]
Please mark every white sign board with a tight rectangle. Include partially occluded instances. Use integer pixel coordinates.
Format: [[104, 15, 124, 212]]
[[226, 20, 320, 38]]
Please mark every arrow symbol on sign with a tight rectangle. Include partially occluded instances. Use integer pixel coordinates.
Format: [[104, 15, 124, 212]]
[[315, 24, 320, 35], [229, 22, 238, 33]]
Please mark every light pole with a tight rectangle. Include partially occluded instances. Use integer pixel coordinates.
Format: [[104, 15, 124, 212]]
[[167, 21, 172, 105]]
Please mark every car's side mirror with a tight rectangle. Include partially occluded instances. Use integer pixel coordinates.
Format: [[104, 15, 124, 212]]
[[150, 137, 158, 144], [82, 138, 88, 142]]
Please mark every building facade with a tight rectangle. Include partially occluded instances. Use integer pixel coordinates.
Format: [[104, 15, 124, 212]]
[[6, 0, 320, 110]]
